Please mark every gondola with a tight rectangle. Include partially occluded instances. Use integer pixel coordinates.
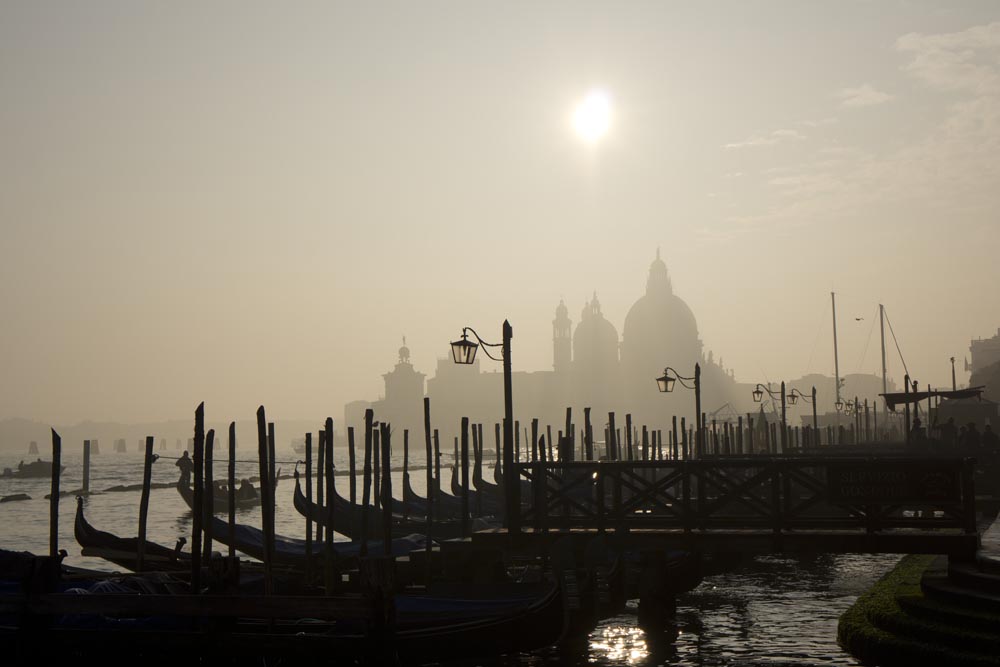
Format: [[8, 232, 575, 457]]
[[401, 471, 465, 519], [74, 497, 190, 572], [450, 463, 503, 515], [175, 472, 278, 513], [293, 471, 494, 540], [207, 516, 430, 568]]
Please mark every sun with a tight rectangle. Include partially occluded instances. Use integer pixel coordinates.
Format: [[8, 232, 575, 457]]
[[572, 89, 612, 143]]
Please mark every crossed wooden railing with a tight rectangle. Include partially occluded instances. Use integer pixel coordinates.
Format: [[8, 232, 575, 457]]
[[512, 457, 978, 535]]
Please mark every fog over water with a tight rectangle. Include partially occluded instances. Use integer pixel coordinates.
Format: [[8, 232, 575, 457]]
[[2, 2, 999, 430]]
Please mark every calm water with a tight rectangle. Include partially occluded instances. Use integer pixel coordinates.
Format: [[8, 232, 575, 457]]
[[0, 449, 897, 666]]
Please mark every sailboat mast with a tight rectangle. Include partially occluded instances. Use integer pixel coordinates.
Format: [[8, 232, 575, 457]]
[[832, 292, 842, 410], [879, 304, 888, 413]]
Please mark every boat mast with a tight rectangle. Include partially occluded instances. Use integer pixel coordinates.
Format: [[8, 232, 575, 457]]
[[879, 304, 888, 416]]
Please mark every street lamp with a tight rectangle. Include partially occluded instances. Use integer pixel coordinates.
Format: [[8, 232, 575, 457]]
[[450, 322, 516, 533], [834, 398, 845, 413], [789, 386, 819, 435], [656, 364, 701, 457], [751, 382, 788, 452]]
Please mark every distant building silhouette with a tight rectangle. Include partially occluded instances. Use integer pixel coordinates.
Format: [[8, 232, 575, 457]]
[[347, 251, 744, 444]]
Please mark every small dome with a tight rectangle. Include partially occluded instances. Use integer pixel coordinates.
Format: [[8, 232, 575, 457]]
[[398, 336, 410, 364], [573, 293, 619, 371], [555, 299, 568, 320]]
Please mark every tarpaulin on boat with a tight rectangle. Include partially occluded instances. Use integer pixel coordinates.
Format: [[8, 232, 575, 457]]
[[880, 386, 985, 411]]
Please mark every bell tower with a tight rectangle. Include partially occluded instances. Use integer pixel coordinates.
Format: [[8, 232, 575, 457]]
[[553, 299, 572, 373]]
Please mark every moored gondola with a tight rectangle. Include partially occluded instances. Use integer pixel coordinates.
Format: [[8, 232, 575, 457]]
[[292, 471, 494, 540], [74, 497, 190, 572]]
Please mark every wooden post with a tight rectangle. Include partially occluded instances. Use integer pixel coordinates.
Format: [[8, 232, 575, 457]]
[[737, 417, 744, 454], [203, 429, 214, 562], [348, 426, 357, 508], [227, 423, 236, 563], [565, 408, 572, 457], [402, 429, 410, 521], [49, 429, 61, 558], [137, 435, 155, 572], [493, 423, 501, 484], [373, 426, 381, 512], [608, 412, 617, 460], [626, 414, 633, 461], [325, 417, 335, 593], [531, 418, 538, 462], [670, 416, 678, 461], [82, 439, 91, 495], [642, 425, 649, 461], [192, 405, 205, 594], [255, 406, 273, 595], [423, 398, 433, 582], [434, 429, 441, 495], [545, 424, 553, 463], [305, 432, 313, 581], [473, 424, 483, 516], [514, 420, 520, 462], [380, 423, 392, 555], [680, 417, 688, 460], [267, 422, 276, 529], [461, 417, 470, 537], [316, 428, 325, 544], [584, 408, 593, 461], [361, 409, 374, 556]]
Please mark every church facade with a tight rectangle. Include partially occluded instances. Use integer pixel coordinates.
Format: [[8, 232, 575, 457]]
[[346, 252, 746, 449]]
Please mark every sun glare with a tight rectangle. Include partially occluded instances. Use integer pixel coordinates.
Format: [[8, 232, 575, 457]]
[[572, 89, 612, 143]]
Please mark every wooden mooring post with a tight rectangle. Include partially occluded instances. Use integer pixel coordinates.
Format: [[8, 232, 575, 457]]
[[461, 417, 470, 537], [316, 428, 325, 544], [380, 423, 392, 555], [423, 398, 434, 582], [82, 439, 91, 495], [348, 426, 357, 507], [325, 417, 335, 593], [49, 429, 61, 557], [203, 429, 215, 562], [192, 404, 205, 594], [255, 406, 273, 596], [137, 436, 155, 572], [361, 409, 374, 557], [304, 432, 313, 581], [227, 422, 236, 563]]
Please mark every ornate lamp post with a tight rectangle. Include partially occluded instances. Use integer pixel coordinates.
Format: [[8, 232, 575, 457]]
[[788, 386, 819, 434], [656, 364, 701, 457], [752, 382, 788, 451], [451, 322, 516, 533]]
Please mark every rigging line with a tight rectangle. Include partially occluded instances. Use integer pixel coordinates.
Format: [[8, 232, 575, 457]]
[[882, 307, 910, 380], [855, 305, 880, 373], [802, 299, 829, 377]]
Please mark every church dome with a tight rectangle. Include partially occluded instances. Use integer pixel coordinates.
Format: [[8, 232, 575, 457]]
[[573, 292, 619, 371], [622, 250, 701, 371]]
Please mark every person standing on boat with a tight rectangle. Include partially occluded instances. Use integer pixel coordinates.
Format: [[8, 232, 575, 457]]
[[175, 451, 193, 486], [238, 479, 258, 501]]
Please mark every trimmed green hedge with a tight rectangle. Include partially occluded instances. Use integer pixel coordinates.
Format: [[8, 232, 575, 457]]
[[837, 555, 1000, 667]]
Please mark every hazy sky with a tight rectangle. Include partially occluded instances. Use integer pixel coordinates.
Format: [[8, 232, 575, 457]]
[[2, 1, 999, 425]]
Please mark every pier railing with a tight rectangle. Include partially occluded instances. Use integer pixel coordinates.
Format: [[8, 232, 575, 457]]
[[513, 457, 978, 535]]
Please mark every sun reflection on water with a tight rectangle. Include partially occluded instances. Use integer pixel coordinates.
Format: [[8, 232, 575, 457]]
[[589, 625, 649, 664]]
